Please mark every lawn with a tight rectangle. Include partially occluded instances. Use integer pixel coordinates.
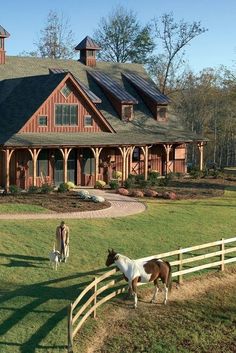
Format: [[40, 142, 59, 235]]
[[0, 187, 236, 353]]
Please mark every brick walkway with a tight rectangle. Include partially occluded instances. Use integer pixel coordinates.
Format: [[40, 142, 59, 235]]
[[0, 189, 146, 220]]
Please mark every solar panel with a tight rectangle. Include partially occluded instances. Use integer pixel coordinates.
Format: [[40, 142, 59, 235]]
[[48, 68, 101, 104], [122, 72, 169, 104], [88, 71, 138, 104]]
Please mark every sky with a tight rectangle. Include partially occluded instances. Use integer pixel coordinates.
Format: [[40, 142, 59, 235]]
[[2, 0, 236, 72]]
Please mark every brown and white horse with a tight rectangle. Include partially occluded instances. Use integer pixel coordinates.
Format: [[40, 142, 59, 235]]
[[106, 249, 172, 309]]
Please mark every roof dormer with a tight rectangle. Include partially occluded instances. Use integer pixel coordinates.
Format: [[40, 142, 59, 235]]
[[0, 25, 10, 65], [75, 36, 101, 68], [88, 70, 138, 122], [123, 72, 169, 122]]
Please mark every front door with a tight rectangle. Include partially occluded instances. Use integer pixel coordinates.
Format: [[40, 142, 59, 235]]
[[54, 150, 77, 186]]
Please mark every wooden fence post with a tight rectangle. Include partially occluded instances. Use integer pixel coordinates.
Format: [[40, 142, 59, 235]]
[[221, 238, 225, 272], [92, 277, 97, 319], [178, 248, 183, 284], [68, 303, 73, 353]]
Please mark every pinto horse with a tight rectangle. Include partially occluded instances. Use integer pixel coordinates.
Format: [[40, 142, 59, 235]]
[[106, 249, 172, 309]]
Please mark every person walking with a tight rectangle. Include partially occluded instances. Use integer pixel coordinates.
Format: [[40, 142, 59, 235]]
[[55, 221, 70, 262]]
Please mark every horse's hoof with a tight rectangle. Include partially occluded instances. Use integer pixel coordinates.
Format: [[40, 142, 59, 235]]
[[163, 300, 167, 305], [151, 299, 158, 304]]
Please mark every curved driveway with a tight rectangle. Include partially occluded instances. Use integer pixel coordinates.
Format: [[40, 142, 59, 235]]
[[0, 190, 146, 220]]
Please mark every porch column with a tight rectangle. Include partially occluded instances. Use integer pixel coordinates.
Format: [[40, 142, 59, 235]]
[[129, 146, 135, 175], [60, 148, 72, 183], [4, 149, 14, 190], [164, 144, 172, 174], [118, 146, 129, 184], [28, 148, 41, 186], [197, 142, 204, 171], [141, 146, 149, 180], [91, 147, 102, 184]]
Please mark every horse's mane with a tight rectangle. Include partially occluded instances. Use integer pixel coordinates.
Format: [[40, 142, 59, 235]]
[[117, 253, 132, 263]]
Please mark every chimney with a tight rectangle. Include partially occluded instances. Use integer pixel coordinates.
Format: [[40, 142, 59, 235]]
[[75, 36, 100, 67], [0, 25, 10, 65]]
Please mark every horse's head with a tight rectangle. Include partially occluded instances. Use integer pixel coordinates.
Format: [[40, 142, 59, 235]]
[[106, 249, 118, 267]]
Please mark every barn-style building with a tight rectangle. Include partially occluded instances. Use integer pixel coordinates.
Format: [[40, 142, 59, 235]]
[[0, 26, 205, 190]]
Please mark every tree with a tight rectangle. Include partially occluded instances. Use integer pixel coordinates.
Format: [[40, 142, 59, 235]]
[[93, 6, 155, 63], [34, 10, 75, 59], [149, 13, 207, 94], [173, 68, 236, 168]]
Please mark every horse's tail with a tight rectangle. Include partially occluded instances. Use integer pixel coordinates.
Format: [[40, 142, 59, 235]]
[[165, 261, 172, 292]]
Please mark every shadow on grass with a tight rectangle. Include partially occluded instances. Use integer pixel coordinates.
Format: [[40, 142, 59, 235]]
[[0, 265, 108, 353]]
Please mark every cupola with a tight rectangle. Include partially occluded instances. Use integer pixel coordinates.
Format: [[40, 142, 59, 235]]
[[0, 25, 10, 65], [75, 36, 100, 67]]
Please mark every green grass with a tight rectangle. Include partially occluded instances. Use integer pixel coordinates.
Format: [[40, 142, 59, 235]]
[[0, 204, 48, 213], [93, 279, 236, 353], [0, 188, 236, 353]]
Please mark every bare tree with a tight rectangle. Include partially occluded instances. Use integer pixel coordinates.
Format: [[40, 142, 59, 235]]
[[34, 10, 75, 59], [149, 13, 207, 94], [93, 6, 155, 63]]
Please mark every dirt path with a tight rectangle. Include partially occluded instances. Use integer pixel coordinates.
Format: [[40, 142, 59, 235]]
[[84, 269, 236, 353]]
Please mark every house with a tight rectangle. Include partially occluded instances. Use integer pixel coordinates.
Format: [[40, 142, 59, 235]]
[[0, 26, 206, 190]]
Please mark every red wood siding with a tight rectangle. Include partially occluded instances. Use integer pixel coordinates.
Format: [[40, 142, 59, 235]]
[[0, 50, 6, 65], [149, 145, 164, 174], [20, 79, 109, 133]]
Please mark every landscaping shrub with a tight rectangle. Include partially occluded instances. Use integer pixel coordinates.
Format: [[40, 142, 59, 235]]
[[9, 184, 21, 194], [124, 177, 135, 189], [40, 183, 54, 194], [117, 188, 129, 196], [189, 167, 201, 179], [134, 174, 145, 183], [66, 181, 75, 189], [147, 170, 160, 186], [28, 185, 41, 194], [58, 183, 69, 193], [112, 171, 122, 180], [109, 179, 119, 190], [95, 180, 106, 189]]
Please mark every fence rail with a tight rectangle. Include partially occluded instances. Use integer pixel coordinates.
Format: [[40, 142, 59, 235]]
[[67, 236, 236, 352]]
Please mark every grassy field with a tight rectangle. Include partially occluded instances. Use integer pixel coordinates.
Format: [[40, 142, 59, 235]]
[[0, 187, 236, 353]]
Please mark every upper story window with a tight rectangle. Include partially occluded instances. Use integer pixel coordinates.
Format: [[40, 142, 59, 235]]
[[122, 105, 133, 122], [38, 116, 47, 126], [84, 115, 93, 127], [0, 39, 3, 49], [55, 104, 78, 125], [87, 50, 95, 57], [61, 84, 72, 98], [157, 106, 168, 121]]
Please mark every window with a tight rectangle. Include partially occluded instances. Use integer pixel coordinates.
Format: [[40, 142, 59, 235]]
[[0, 39, 3, 49], [37, 150, 49, 177], [38, 116, 47, 126], [122, 105, 133, 121], [87, 50, 95, 57], [61, 84, 72, 98], [157, 106, 167, 121], [132, 147, 140, 162], [55, 104, 78, 125], [84, 115, 93, 127]]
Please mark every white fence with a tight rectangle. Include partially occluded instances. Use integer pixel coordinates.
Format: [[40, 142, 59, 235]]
[[67, 236, 236, 352]]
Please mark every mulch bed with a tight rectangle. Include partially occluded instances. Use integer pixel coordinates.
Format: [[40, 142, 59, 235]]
[[0, 191, 111, 213]]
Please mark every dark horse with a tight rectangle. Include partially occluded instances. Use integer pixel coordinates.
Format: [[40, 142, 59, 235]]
[[106, 249, 172, 309]]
